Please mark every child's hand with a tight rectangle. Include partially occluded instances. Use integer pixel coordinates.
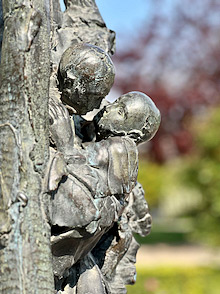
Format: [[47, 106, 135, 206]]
[[49, 100, 74, 153]]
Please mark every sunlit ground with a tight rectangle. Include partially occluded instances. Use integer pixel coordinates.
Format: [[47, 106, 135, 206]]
[[128, 229, 220, 293], [127, 266, 220, 294], [129, 241, 220, 293]]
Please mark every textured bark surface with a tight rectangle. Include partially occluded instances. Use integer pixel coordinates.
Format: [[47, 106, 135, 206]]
[[0, 0, 53, 293]]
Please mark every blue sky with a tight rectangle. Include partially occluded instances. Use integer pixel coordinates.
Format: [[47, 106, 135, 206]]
[[60, 0, 149, 32], [95, 0, 150, 34], [96, 0, 151, 49], [60, 0, 150, 49]]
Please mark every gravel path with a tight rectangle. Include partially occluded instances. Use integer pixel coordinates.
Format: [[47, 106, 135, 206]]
[[136, 244, 220, 268]]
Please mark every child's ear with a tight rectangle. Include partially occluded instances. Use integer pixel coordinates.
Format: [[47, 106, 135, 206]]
[[66, 69, 76, 81], [128, 130, 143, 143]]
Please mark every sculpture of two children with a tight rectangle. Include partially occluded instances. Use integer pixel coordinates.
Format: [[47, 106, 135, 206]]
[[47, 43, 160, 293]]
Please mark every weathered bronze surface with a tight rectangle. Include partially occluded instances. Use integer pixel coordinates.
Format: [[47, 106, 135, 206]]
[[58, 44, 115, 114], [46, 1, 161, 293]]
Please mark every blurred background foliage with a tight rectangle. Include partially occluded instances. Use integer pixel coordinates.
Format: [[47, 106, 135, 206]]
[[96, 0, 220, 292], [137, 105, 220, 247], [100, 0, 220, 247], [62, 0, 220, 291], [178, 106, 220, 246]]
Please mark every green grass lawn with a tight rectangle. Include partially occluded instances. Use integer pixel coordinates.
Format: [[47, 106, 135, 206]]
[[127, 266, 220, 294]]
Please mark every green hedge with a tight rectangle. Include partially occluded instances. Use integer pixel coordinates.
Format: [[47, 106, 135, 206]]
[[134, 231, 188, 245], [127, 267, 220, 294]]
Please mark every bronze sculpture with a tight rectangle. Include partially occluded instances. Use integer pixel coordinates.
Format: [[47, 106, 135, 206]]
[[47, 52, 160, 291], [46, 1, 160, 293]]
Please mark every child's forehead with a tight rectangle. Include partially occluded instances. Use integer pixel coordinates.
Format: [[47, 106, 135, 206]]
[[118, 95, 148, 110]]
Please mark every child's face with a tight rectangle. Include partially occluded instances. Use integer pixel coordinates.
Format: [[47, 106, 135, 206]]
[[95, 92, 161, 143], [59, 44, 115, 115], [61, 77, 106, 114]]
